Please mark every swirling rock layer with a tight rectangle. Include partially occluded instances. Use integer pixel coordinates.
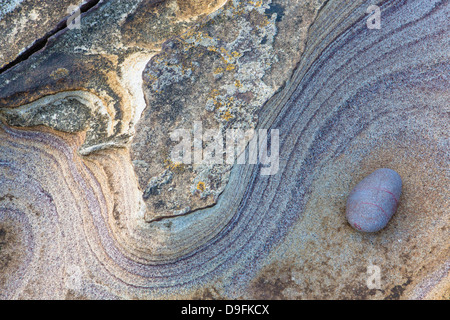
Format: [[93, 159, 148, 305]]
[[0, 0, 449, 299]]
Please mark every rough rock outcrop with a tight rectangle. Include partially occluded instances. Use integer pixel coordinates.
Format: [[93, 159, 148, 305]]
[[0, 0, 448, 299]]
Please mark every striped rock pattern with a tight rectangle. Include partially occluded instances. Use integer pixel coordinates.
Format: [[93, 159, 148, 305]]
[[0, 0, 449, 299]]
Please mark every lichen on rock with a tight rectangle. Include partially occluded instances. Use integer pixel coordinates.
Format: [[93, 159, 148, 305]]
[[131, 0, 325, 219]]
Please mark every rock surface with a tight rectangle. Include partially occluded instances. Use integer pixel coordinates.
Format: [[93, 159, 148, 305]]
[[0, 0, 449, 300], [0, 0, 82, 71]]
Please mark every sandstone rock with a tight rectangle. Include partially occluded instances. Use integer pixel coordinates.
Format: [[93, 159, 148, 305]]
[[0, 0, 448, 300]]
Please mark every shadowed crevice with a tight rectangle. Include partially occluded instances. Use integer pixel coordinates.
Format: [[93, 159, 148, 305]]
[[0, 0, 104, 75]]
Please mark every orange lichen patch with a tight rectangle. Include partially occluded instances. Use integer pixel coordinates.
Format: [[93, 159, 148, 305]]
[[214, 67, 224, 74], [249, 0, 263, 6], [231, 51, 241, 58], [220, 47, 233, 61], [181, 30, 216, 52], [255, 15, 271, 28], [163, 158, 172, 168], [197, 181, 206, 192], [164, 159, 185, 173], [204, 44, 242, 68], [221, 110, 233, 121], [183, 29, 196, 39], [226, 64, 235, 71], [209, 89, 220, 96]]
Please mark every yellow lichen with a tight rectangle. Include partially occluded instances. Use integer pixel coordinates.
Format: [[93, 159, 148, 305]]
[[221, 110, 234, 121], [231, 51, 241, 58], [226, 64, 236, 71], [197, 181, 206, 192], [164, 159, 185, 173]]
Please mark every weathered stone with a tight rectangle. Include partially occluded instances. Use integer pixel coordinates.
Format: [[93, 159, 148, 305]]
[[346, 168, 402, 232], [0, 0, 81, 70], [131, 0, 326, 220], [0, 0, 448, 301]]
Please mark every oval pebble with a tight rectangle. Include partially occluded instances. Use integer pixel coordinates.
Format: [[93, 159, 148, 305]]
[[346, 168, 402, 232]]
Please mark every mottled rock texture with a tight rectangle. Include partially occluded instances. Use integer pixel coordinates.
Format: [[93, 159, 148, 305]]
[[0, 0, 449, 300], [131, 0, 325, 219], [0, 0, 81, 70]]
